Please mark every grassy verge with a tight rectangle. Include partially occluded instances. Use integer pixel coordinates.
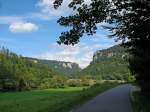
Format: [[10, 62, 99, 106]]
[[0, 82, 119, 112], [132, 91, 150, 112]]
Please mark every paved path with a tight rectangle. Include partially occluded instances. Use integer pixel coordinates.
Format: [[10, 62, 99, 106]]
[[72, 84, 133, 112]]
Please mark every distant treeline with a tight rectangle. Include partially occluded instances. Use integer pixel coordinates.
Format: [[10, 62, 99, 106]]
[[0, 46, 133, 92], [28, 58, 82, 76], [78, 45, 134, 81], [0, 47, 99, 91], [0, 47, 68, 91]]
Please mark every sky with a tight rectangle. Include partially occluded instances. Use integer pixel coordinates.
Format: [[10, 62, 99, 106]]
[[0, 0, 118, 68]]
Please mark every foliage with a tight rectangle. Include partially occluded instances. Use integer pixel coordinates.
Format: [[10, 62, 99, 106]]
[[0, 83, 119, 112], [27, 58, 82, 77], [107, 0, 150, 96], [132, 91, 150, 112], [54, 0, 150, 96], [54, 0, 109, 45], [79, 45, 132, 81], [0, 47, 64, 91], [67, 79, 82, 87]]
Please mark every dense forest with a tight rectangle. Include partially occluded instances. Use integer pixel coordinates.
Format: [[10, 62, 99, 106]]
[[79, 45, 133, 81], [0, 47, 67, 91], [26, 58, 81, 76]]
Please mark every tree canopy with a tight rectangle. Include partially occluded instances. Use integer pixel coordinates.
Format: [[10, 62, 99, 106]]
[[54, 0, 150, 96]]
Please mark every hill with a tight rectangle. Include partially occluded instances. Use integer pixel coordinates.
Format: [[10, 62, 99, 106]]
[[0, 47, 66, 91], [26, 58, 82, 77], [79, 45, 132, 81]]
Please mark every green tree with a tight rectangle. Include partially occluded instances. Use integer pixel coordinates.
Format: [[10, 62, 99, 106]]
[[54, 0, 150, 96], [0, 47, 61, 91]]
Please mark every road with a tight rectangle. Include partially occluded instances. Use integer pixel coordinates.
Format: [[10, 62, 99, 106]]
[[72, 84, 133, 112]]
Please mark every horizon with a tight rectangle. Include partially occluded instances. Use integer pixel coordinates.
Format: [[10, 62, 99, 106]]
[[0, 0, 119, 68]]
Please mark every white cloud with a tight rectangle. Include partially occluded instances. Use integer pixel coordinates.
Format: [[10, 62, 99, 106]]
[[0, 16, 39, 33], [33, 42, 113, 68], [9, 22, 39, 33], [0, 0, 91, 24], [30, 13, 52, 20], [0, 16, 24, 24], [34, 0, 92, 20], [35, 0, 71, 20]]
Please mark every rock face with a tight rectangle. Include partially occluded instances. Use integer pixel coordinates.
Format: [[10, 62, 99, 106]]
[[62, 63, 73, 69], [78, 45, 131, 81], [92, 45, 128, 64], [26, 58, 82, 76]]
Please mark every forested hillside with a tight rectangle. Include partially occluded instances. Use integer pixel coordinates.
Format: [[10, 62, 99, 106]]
[[26, 58, 81, 76], [79, 45, 132, 81], [0, 45, 132, 92], [0, 47, 67, 91]]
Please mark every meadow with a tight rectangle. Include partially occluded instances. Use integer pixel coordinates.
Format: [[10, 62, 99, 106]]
[[0, 83, 118, 112]]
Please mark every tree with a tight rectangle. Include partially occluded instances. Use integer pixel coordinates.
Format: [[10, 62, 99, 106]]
[[0, 47, 61, 91], [54, 0, 150, 96]]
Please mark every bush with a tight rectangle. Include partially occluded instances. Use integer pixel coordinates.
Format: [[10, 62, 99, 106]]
[[39, 75, 67, 89], [67, 79, 82, 87], [81, 79, 96, 86]]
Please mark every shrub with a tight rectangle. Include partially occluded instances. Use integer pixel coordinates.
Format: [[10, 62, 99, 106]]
[[67, 79, 82, 87]]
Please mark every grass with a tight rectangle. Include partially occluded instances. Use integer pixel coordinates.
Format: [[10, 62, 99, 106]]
[[0, 82, 119, 112], [132, 91, 150, 112]]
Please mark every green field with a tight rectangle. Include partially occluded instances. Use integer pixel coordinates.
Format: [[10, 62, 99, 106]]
[[0, 83, 118, 112]]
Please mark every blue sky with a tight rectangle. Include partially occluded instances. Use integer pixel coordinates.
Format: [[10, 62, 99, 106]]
[[0, 0, 118, 68]]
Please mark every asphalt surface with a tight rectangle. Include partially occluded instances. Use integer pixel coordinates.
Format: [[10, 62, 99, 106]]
[[72, 84, 133, 112]]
